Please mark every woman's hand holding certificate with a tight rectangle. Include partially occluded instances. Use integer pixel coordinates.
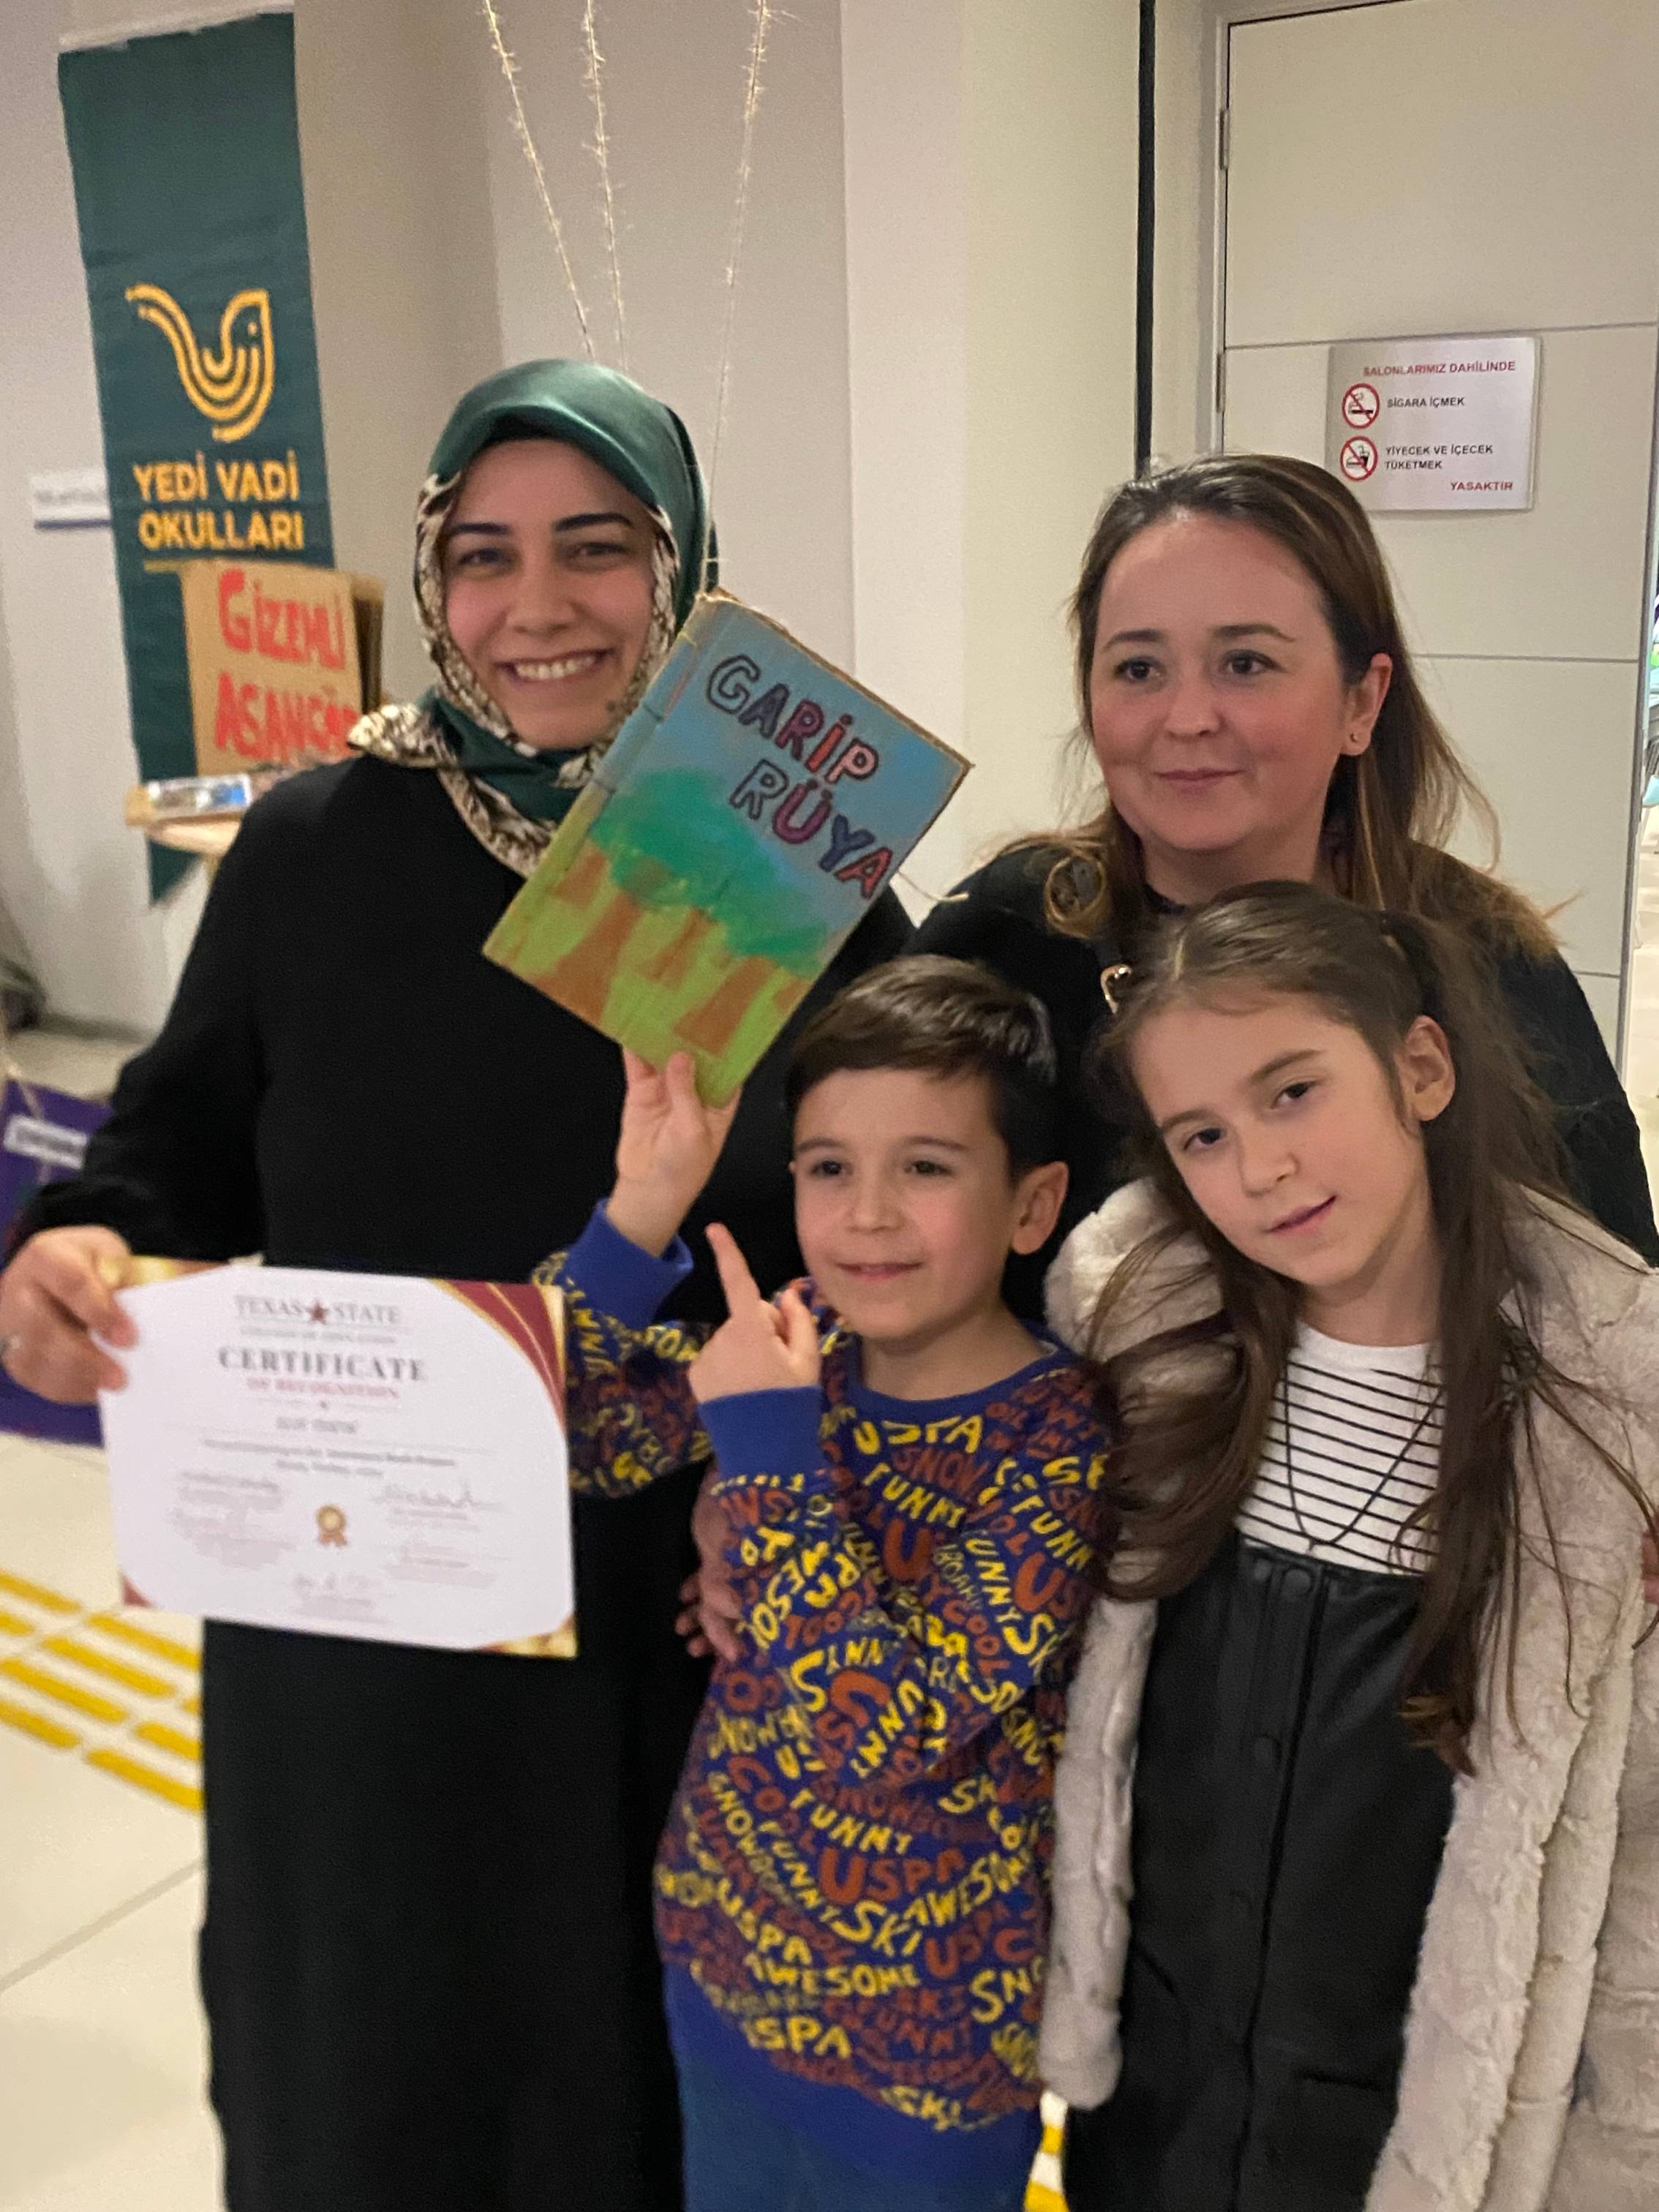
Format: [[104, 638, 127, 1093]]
[[99, 1263, 576, 1655]]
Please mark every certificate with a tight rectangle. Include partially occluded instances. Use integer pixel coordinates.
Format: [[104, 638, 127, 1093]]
[[99, 1263, 575, 1655]]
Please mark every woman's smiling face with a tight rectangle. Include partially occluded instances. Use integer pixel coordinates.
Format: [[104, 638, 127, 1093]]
[[1087, 512, 1391, 903], [442, 437, 656, 751]]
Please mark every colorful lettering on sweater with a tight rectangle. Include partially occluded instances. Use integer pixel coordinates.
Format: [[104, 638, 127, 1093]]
[[539, 1211, 1106, 2143]]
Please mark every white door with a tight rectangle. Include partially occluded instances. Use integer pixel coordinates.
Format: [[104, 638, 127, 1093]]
[[1216, 0, 1659, 1050]]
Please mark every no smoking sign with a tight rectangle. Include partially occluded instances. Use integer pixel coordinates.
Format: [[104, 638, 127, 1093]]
[[1327, 334, 1538, 511]]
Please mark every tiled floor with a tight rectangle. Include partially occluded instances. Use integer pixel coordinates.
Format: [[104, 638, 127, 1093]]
[[0, 1429, 217, 2210], [7, 857, 1659, 2212], [1, 1023, 222, 2208], [0, 1865, 217, 2211]]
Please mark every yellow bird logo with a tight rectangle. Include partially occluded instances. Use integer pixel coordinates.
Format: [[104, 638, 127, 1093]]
[[125, 283, 276, 443]]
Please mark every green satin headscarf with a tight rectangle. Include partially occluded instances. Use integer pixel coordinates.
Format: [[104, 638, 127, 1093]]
[[415, 359, 715, 821]]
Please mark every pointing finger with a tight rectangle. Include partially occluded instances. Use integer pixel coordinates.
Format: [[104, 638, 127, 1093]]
[[705, 1223, 764, 1316]]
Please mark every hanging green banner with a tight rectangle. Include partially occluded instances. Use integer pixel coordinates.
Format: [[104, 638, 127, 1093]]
[[59, 8, 334, 897]]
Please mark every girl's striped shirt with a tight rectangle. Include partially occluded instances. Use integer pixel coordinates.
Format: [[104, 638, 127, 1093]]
[[1238, 1324, 1440, 1578]]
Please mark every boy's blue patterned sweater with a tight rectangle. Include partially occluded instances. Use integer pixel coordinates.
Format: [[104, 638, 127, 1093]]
[[541, 1208, 1106, 2177]]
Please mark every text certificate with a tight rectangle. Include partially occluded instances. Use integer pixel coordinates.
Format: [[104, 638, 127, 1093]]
[[99, 1265, 575, 1655]]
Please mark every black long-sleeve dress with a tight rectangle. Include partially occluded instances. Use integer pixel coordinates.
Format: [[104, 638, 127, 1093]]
[[18, 758, 911, 2212], [914, 848, 1659, 1295]]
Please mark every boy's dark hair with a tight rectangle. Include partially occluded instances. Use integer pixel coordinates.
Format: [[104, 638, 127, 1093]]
[[786, 955, 1059, 1175]]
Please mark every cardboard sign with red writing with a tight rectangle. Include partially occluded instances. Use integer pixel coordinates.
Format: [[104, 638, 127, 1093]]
[[180, 559, 364, 772]]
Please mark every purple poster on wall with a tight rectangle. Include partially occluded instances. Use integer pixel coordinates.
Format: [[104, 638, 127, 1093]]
[[0, 1077, 110, 1446]]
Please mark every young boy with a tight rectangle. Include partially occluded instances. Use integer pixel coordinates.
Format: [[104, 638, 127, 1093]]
[[540, 955, 1106, 2212]]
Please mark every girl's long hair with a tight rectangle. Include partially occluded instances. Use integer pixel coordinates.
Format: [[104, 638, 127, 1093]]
[[1087, 882, 1652, 1772], [1026, 454, 1554, 963]]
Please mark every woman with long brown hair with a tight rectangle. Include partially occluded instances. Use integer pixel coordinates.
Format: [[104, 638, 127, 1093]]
[[682, 451, 1655, 1674], [1039, 880, 1659, 2208], [914, 453, 1657, 1276]]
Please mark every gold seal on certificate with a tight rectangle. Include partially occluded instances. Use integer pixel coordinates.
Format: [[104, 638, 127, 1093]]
[[99, 1265, 576, 1656]]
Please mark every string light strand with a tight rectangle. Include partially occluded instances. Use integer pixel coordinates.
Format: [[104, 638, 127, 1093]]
[[481, 0, 595, 360], [579, 1, 628, 370], [710, 0, 774, 494]]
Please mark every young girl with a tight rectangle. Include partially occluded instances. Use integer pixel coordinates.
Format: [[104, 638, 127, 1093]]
[[1039, 881, 1659, 2211]]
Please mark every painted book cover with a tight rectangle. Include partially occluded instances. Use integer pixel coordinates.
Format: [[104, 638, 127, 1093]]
[[484, 596, 969, 1098]]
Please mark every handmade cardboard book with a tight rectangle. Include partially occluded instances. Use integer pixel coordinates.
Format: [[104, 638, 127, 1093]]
[[484, 596, 969, 1098], [178, 558, 383, 777]]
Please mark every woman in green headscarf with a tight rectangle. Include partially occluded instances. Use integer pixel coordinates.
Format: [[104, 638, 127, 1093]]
[[1, 360, 911, 2212], [353, 357, 714, 867]]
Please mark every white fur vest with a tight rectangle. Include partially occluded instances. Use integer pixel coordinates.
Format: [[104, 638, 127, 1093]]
[[1039, 1181, 1659, 2211]]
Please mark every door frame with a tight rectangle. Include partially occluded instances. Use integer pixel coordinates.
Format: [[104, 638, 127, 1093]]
[[1195, 0, 1404, 456], [1196, 0, 1659, 1060]]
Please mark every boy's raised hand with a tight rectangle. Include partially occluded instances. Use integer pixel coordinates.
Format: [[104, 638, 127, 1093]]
[[690, 1224, 821, 1406], [608, 1051, 741, 1257]]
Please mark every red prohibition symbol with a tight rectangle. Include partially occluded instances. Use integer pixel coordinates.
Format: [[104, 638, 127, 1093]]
[[1342, 382, 1380, 429], [1340, 435, 1379, 482]]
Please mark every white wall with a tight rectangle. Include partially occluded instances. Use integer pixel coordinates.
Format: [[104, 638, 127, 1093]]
[[462, 0, 1139, 898], [483, 0, 858, 669], [1216, 0, 1659, 1044], [959, 0, 1140, 879], [294, 0, 507, 703], [839, 0, 967, 896], [840, 0, 1140, 899]]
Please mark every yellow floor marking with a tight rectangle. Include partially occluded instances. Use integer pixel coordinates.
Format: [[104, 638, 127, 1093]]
[[1026, 2092, 1069, 2212], [42, 1634, 173, 1698], [0, 1692, 80, 1750], [1026, 2166, 1067, 2212], [85, 1747, 202, 1813], [132, 1718, 201, 1762], [0, 1575, 203, 1809], [0, 1655, 128, 1726], [0, 1568, 78, 1616], [89, 1614, 200, 1671]]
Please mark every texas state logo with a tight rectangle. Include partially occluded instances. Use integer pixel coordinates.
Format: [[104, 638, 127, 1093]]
[[125, 282, 275, 443]]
